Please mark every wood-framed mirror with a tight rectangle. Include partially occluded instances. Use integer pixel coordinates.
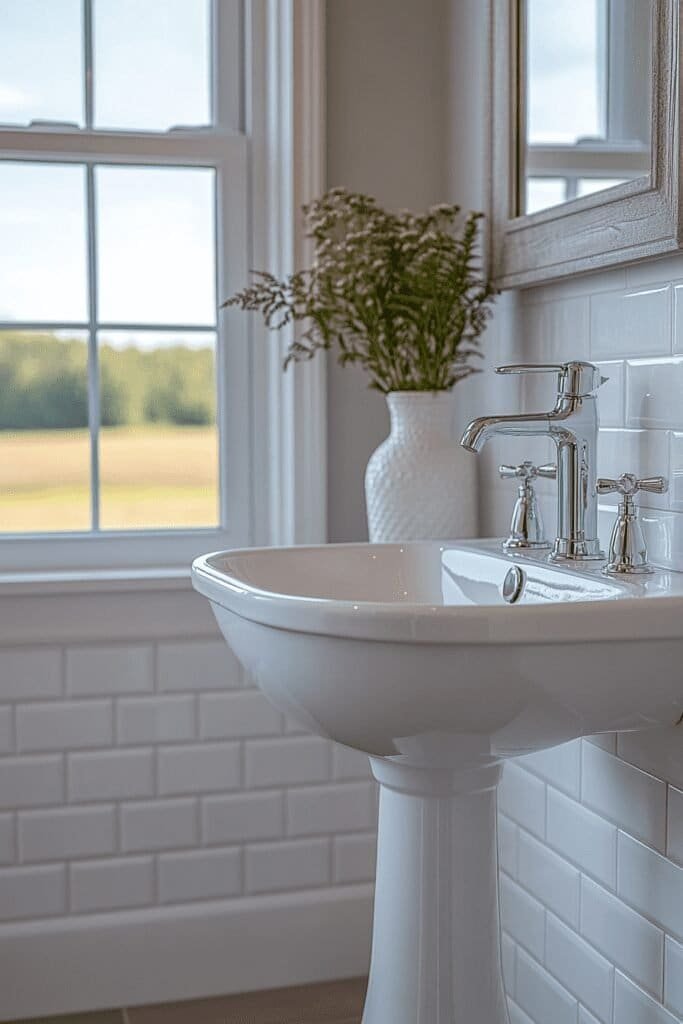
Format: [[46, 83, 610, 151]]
[[491, 0, 682, 288]]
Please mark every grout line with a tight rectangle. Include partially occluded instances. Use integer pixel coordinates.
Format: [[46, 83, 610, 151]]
[[327, 835, 334, 886], [194, 796, 201, 847], [152, 851, 160, 905], [153, 744, 160, 798], [152, 640, 160, 696], [64, 859, 72, 913], [62, 750, 68, 805], [661, 926, 667, 1014], [113, 800, 121, 854], [11, 809, 18, 865], [281, 789, 288, 839], [60, 646, 67, 697], [239, 843, 246, 896], [330, 832, 337, 885], [239, 737, 246, 790]]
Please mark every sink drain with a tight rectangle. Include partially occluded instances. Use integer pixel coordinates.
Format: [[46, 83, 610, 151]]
[[502, 565, 525, 604]]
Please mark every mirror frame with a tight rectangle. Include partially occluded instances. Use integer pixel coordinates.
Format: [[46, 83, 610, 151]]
[[491, 0, 682, 288]]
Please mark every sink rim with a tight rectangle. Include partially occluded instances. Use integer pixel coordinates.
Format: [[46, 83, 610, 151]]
[[191, 540, 683, 647]]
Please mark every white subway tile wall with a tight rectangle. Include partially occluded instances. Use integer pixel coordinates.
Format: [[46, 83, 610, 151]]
[[0, 814, 14, 865], [245, 837, 331, 894], [0, 707, 12, 753], [545, 913, 613, 1022], [0, 638, 378, 929], [333, 832, 377, 884], [70, 856, 155, 913], [158, 847, 242, 904], [669, 787, 683, 865], [488, 253, 683, 1024], [665, 937, 683, 1018]]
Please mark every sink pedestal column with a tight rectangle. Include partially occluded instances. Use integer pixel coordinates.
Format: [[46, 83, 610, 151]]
[[363, 759, 508, 1024]]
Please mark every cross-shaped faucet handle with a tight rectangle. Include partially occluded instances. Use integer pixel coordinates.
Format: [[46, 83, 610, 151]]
[[499, 461, 557, 482], [596, 473, 668, 498]]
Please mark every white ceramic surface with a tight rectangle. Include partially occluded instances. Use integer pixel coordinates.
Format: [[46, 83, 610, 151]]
[[193, 540, 683, 759], [364, 392, 476, 542], [191, 541, 683, 1024]]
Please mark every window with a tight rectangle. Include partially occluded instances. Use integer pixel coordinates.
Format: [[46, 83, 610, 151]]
[[0, 0, 249, 569]]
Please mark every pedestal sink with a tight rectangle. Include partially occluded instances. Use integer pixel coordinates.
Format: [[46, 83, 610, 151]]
[[192, 540, 683, 1024]]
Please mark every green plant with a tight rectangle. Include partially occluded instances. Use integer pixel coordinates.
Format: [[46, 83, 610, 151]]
[[224, 188, 497, 393]]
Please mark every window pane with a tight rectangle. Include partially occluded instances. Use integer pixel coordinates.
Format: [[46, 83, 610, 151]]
[[0, 330, 90, 533], [0, 0, 84, 127], [96, 166, 216, 326], [526, 177, 567, 215], [577, 177, 626, 198], [527, 0, 603, 145], [93, 0, 211, 131], [98, 331, 218, 530], [0, 162, 88, 322]]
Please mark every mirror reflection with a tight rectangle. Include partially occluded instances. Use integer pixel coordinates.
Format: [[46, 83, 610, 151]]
[[521, 0, 652, 215]]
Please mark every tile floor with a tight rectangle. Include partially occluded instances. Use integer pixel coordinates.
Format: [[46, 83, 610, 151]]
[[13, 978, 367, 1024]]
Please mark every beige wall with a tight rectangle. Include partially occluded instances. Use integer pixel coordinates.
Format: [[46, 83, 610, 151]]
[[325, 0, 450, 541]]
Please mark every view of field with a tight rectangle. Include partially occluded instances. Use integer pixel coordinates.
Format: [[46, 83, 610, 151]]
[[0, 424, 219, 533], [0, 330, 219, 533]]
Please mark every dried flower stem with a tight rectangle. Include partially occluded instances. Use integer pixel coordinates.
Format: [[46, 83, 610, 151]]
[[223, 189, 497, 393]]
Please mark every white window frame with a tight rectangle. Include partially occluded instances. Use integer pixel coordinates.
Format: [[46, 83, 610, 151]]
[[0, 0, 327, 579]]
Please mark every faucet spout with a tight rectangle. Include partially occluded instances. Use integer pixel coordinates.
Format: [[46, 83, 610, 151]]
[[461, 412, 554, 453]]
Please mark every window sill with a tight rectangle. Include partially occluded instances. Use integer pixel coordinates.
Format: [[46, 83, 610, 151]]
[[0, 567, 217, 645], [0, 566, 193, 597]]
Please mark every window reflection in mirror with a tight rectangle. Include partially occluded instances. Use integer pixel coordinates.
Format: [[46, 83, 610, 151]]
[[521, 0, 652, 216]]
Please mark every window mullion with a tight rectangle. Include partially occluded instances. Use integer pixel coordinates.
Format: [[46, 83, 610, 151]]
[[85, 164, 100, 532], [0, 320, 89, 332], [97, 321, 216, 332], [83, 0, 94, 130]]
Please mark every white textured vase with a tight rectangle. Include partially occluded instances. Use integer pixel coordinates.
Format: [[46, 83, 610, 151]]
[[365, 391, 476, 542]]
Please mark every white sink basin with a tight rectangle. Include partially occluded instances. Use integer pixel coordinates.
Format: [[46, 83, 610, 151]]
[[192, 540, 683, 1024], [193, 539, 683, 763]]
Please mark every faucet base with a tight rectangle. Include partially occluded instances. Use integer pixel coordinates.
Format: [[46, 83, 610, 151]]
[[603, 561, 656, 576], [503, 538, 552, 552], [550, 537, 605, 562]]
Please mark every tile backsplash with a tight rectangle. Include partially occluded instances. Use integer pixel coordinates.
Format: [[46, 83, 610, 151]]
[[482, 254, 683, 1024], [480, 254, 683, 574]]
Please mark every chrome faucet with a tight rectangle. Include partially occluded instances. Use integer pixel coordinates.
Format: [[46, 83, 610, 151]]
[[461, 360, 608, 562]]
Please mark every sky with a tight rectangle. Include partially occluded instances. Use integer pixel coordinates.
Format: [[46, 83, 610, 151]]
[[0, 0, 215, 347], [0, 0, 636, 330], [0, 0, 211, 131], [527, 0, 603, 145]]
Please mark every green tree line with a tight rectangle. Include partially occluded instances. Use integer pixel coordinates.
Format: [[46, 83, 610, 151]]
[[0, 333, 216, 430]]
